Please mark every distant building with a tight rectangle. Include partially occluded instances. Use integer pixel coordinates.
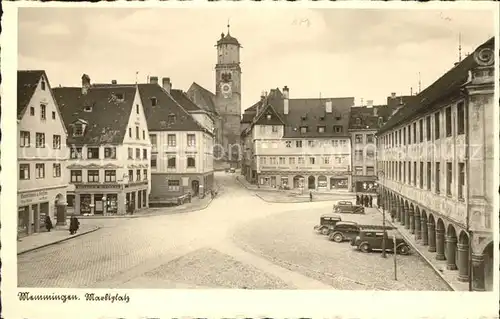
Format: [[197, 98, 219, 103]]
[[17, 70, 68, 236], [241, 87, 354, 191], [54, 75, 151, 216], [377, 37, 495, 291], [348, 98, 405, 193], [139, 78, 215, 204], [187, 28, 242, 168]]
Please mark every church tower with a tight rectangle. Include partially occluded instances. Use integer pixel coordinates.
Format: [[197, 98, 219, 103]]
[[214, 23, 242, 163]]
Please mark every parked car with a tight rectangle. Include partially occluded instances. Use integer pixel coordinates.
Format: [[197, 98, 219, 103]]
[[350, 229, 410, 255], [229, 168, 236, 173], [313, 214, 342, 235], [328, 222, 394, 243], [333, 201, 365, 214]]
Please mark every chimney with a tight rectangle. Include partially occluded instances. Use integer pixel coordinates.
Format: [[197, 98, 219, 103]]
[[373, 107, 378, 117], [325, 100, 332, 113], [111, 80, 117, 84], [390, 92, 396, 99], [283, 86, 289, 115], [81, 74, 91, 95], [162, 77, 171, 93], [366, 100, 373, 108], [283, 86, 289, 99], [150, 76, 158, 85]]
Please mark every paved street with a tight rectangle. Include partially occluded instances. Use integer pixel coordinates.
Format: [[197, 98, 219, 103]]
[[18, 172, 450, 290]]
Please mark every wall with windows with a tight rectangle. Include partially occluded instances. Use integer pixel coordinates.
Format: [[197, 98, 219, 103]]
[[350, 131, 377, 176], [18, 73, 68, 191]]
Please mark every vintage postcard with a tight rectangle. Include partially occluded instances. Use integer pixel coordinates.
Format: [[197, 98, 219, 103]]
[[2, 1, 499, 318]]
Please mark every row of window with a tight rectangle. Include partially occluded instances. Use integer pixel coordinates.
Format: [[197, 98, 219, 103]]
[[28, 102, 57, 121], [383, 160, 465, 199], [259, 155, 348, 166], [354, 149, 375, 160], [353, 166, 375, 176], [150, 155, 196, 169], [354, 134, 375, 144], [19, 163, 61, 180], [127, 148, 148, 160], [382, 102, 466, 148], [128, 126, 147, 140], [262, 139, 349, 149], [149, 133, 196, 148], [70, 169, 148, 183], [20, 132, 61, 149], [258, 123, 344, 134]]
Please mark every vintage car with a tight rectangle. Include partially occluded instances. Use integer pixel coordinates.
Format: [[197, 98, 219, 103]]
[[229, 168, 236, 173], [333, 201, 365, 214], [313, 214, 342, 235], [328, 222, 394, 243], [350, 229, 410, 255]]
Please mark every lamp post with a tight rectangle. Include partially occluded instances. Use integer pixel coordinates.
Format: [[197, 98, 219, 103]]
[[378, 169, 387, 258]]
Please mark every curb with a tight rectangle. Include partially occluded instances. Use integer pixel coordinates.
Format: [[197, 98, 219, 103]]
[[17, 226, 101, 255], [374, 207, 455, 291]]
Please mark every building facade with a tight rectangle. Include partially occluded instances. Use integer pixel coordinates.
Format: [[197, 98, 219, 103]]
[[377, 37, 495, 291], [187, 27, 242, 166], [349, 100, 402, 193], [17, 70, 69, 237], [241, 87, 354, 190], [138, 78, 215, 205], [54, 76, 151, 216]]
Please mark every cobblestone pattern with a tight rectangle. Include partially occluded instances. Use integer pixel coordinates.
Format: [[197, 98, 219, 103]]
[[145, 248, 292, 289], [232, 207, 452, 291]]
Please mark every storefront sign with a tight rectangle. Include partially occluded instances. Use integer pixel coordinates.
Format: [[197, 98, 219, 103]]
[[19, 190, 49, 205]]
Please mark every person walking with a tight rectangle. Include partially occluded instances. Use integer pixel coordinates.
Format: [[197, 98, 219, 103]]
[[359, 194, 364, 207], [356, 194, 360, 205], [309, 191, 313, 202], [69, 216, 80, 235], [44, 215, 53, 232], [364, 195, 369, 208], [369, 195, 373, 208]]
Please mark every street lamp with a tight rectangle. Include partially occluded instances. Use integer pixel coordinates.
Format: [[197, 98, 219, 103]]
[[378, 169, 387, 258]]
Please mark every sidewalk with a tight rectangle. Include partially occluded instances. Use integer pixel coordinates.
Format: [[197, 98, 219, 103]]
[[73, 186, 219, 219], [255, 192, 356, 203], [374, 206, 468, 291], [17, 223, 100, 255]]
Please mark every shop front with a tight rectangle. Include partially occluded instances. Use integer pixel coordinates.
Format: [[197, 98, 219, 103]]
[[74, 183, 127, 215], [330, 177, 349, 189], [17, 186, 67, 237], [353, 178, 379, 193]]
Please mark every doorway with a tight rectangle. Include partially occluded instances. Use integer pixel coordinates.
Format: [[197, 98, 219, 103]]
[[308, 176, 316, 189], [192, 180, 200, 196]]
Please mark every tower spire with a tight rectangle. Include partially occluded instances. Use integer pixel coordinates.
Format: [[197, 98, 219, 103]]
[[458, 32, 462, 62], [227, 18, 230, 35]]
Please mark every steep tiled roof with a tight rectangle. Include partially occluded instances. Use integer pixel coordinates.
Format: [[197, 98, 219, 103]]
[[378, 36, 494, 135], [17, 70, 45, 118], [53, 86, 136, 145], [169, 89, 202, 112], [186, 82, 218, 115], [137, 84, 211, 134], [348, 105, 398, 131], [243, 88, 354, 138]]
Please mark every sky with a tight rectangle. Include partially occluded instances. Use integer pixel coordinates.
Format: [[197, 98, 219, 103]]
[[18, 7, 495, 110]]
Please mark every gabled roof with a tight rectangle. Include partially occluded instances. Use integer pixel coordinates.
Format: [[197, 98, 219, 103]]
[[253, 103, 285, 126], [348, 105, 398, 131], [169, 89, 202, 112], [53, 86, 136, 145], [17, 70, 45, 118], [378, 36, 494, 135], [186, 82, 218, 115], [136, 84, 211, 134]]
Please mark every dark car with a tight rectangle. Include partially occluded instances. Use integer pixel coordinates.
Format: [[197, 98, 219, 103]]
[[333, 201, 365, 214], [328, 222, 394, 243], [351, 229, 410, 255], [313, 214, 342, 235]]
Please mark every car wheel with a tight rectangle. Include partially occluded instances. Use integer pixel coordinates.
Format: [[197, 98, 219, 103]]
[[360, 243, 370, 253], [332, 233, 343, 243], [398, 245, 410, 255], [321, 228, 329, 235]]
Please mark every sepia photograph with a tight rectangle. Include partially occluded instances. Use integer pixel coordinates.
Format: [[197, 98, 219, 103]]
[[2, 2, 499, 318]]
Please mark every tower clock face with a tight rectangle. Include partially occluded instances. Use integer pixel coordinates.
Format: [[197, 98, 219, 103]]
[[221, 83, 232, 98]]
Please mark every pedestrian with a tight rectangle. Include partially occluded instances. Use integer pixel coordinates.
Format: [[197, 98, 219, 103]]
[[130, 202, 135, 215], [44, 215, 53, 232], [364, 195, 369, 207], [69, 216, 80, 235], [369, 195, 373, 208], [356, 194, 360, 205], [309, 191, 313, 202]]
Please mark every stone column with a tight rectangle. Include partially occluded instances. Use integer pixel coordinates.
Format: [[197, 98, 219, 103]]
[[409, 208, 415, 234], [471, 253, 485, 291], [404, 207, 409, 227], [428, 221, 436, 252], [90, 194, 95, 215], [421, 217, 428, 245], [435, 228, 446, 260], [445, 236, 458, 270], [27, 206, 34, 235], [395, 204, 401, 222], [457, 241, 470, 282], [414, 213, 421, 240]]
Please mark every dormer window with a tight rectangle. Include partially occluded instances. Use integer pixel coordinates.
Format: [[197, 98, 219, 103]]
[[335, 114, 341, 120], [300, 126, 308, 133], [266, 114, 272, 120], [333, 125, 343, 133], [116, 93, 124, 101], [301, 115, 307, 121], [151, 97, 157, 106], [317, 126, 325, 133], [319, 116, 325, 121], [355, 118, 362, 125], [73, 124, 83, 137], [168, 114, 176, 124], [83, 105, 92, 112]]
